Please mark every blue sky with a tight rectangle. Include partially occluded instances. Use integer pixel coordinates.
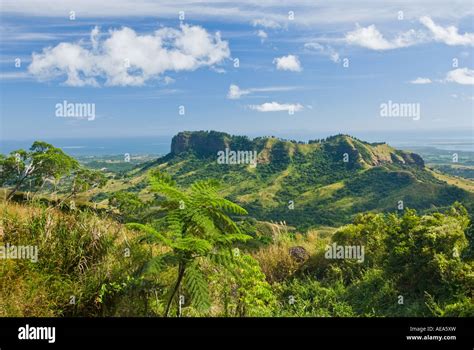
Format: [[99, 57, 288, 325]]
[[0, 0, 473, 142]]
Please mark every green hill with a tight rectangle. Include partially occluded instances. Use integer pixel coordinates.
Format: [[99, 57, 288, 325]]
[[97, 131, 474, 229]]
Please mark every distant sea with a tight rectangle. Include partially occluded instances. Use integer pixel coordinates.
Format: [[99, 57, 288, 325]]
[[1, 130, 472, 156], [0, 136, 172, 157]]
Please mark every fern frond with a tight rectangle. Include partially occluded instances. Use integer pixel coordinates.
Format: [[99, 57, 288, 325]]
[[173, 237, 213, 255], [209, 210, 243, 235], [185, 208, 220, 238], [125, 223, 171, 245], [190, 179, 220, 194], [214, 198, 248, 215], [149, 171, 186, 202], [183, 263, 211, 312], [208, 251, 234, 269], [142, 252, 179, 275], [166, 210, 185, 236], [215, 233, 252, 245], [208, 251, 247, 277]]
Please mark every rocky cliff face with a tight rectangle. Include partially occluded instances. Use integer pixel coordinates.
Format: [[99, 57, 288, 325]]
[[171, 131, 232, 156]]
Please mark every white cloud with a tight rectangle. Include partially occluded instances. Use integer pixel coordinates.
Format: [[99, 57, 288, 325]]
[[304, 42, 340, 63], [252, 18, 281, 29], [256, 30, 268, 42], [410, 77, 432, 84], [163, 76, 175, 85], [210, 66, 226, 74], [408, 69, 474, 85], [228, 84, 250, 99], [420, 16, 474, 46], [451, 93, 474, 101], [28, 24, 230, 86], [3, 1, 473, 27], [90, 26, 100, 50], [248, 102, 304, 112], [0, 71, 32, 80], [273, 55, 302, 72], [345, 24, 424, 50], [445, 68, 474, 85], [227, 84, 300, 99]]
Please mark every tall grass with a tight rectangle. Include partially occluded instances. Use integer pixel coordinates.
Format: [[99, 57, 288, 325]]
[[0, 201, 150, 316]]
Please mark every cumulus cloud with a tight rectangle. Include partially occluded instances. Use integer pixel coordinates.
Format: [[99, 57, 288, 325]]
[[420, 16, 474, 46], [273, 55, 302, 72], [445, 68, 474, 85], [28, 24, 230, 86], [345, 24, 423, 50], [248, 102, 304, 113], [304, 42, 340, 63], [410, 77, 432, 84]]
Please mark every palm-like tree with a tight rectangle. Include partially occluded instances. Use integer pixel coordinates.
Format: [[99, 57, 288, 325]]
[[127, 171, 251, 316]]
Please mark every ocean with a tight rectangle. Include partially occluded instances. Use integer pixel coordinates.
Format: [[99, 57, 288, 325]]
[[1, 131, 472, 156]]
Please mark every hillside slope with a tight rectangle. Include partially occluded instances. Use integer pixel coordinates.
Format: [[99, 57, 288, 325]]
[[98, 131, 474, 229]]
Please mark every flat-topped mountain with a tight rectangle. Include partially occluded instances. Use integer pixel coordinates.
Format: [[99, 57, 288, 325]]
[[134, 131, 473, 229], [169, 130, 424, 168]]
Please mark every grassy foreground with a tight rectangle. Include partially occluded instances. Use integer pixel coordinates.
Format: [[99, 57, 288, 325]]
[[1, 197, 472, 317]]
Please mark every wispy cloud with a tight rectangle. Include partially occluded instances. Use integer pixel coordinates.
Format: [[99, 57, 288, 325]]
[[409, 68, 474, 85], [304, 42, 340, 63], [248, 101, 304, 112], [345, 24, 424, 50], [410, 77, 432, 84], [256, 30, 268, 42], [0, 71, 32, 80], [420, 16, 474, 46], [252, 18, 282, 29], [227, 84, 300, 99], [3, 1, 473, 26], [343, 17, 473, 51]]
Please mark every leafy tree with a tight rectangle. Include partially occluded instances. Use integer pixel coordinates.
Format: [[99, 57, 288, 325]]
[[1, 141, 78, 200], [127, 171, 251, 316], [56, 167, 108, 207]]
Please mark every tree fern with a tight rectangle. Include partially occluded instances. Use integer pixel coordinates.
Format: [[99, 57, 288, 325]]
[[129, 170, 251, 316]]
